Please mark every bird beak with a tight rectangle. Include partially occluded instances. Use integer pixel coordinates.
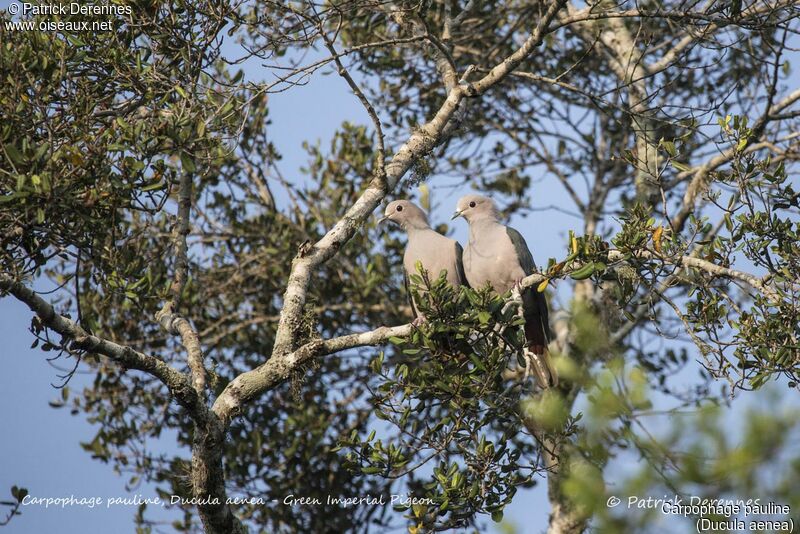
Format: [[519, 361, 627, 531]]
[[377, 216, 389, 224], [451, 210, 462, 220]]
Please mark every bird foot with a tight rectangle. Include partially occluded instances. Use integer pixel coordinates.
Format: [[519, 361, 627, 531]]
[[411, 316, 427, 327], [511, 279, 524, 302]]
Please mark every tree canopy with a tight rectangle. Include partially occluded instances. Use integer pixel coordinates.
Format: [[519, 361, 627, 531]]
[[1, 0, 799, 532]]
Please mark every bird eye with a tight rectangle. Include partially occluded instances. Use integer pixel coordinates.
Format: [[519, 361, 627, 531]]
[[469, 201, 476, 208], [396, 205, 403, 212]]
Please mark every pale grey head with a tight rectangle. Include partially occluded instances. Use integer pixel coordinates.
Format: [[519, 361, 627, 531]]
[[379, 200, 430, 230], [452, 194, 499, 222]]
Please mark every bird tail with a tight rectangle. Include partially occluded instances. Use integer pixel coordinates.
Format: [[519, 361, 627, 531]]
[[523, 346, 558, 389], [523, 314, 557, 388]]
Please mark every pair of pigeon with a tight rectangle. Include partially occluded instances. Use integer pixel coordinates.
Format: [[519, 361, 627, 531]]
[[379, 194, 557, 388]]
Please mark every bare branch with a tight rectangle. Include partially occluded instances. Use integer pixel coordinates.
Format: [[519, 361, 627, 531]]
[[467, 0, 569, 96], [156, 172, 208, 397], [553, 2, 800, 31], [602, 250, 781, 304], [319, 15, 386, 183], [0, 275, 201, 413], [212, 323, 413, 423]]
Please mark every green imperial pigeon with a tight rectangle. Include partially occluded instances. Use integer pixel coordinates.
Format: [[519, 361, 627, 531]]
[[453, 194, 557, 388], [380, 200, 468, 322]]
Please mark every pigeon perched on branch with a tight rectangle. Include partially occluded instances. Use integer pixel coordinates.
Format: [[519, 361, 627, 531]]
[[453, 194, 557, 388], [380, 200, 468, 322]]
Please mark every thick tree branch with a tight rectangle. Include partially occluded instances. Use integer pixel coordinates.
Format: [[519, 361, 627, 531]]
[[168, 172, 192, 306], [562, 2, 659, 199], [389, 8, 459, 92], [145, 174, 236, 532], [0, 275, 201, 413], [213, 323, 413, 423], [192, 417, 247, 534], [159, 314, 207, 395], [0, 276, 245, 534], [214, 0, 568, 423]]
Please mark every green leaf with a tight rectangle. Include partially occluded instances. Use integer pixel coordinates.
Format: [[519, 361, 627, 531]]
[[66, 35, 86, 47], [180, 152, 196, 173], [736, 138, 748, 152], [661, 139, 677, 157], [671, 160, 691, 172], [5, 144, 24, 165], [142, 181, 166, 192], [361, 466, 382, 474], [469, 353, 485, 371]]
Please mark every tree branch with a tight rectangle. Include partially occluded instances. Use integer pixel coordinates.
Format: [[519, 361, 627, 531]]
[[0, 274, 245, 534], [0, 275, 202, 413], [467, 0, 568, 96], [156, 172, 208, 397], [212, 323, 413, 423], [561, 2, 660, 199], [671, 88, 800, 231], [214, 0, 569, 423], [597, 251, 780, 304], [553, 2, 800, 31], [319, 15, 386, 183]]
